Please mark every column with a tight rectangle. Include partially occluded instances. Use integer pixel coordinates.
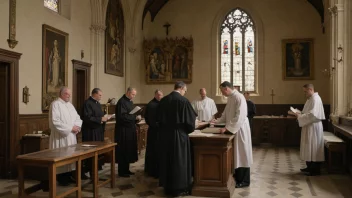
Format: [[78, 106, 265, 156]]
[[90, 0, 108, 88]]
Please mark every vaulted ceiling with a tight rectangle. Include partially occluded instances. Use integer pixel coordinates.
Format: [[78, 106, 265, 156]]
[[142, 0, 325, 31]]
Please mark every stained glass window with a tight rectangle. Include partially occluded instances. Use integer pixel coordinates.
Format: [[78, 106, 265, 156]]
[[220, 8, 256, 92], [44, 0, 59, 13]]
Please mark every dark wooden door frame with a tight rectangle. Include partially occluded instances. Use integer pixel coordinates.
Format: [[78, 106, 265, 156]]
[[72, 59, 91, 109], [0, 48, 21, 178]]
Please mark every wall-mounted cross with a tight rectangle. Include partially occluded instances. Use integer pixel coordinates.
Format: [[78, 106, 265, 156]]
[[163, 22, 171, 36], [270, 88, 275, 104]]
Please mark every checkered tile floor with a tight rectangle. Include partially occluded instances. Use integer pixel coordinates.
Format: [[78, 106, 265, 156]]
[[1, 147, 351, 197]]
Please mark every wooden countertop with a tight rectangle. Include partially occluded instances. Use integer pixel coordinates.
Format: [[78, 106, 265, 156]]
[[17, 142, 117, 162], [333, 124, 352, 139]]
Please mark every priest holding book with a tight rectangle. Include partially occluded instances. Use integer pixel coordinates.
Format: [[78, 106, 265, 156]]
[[289, 84, 325, 176], [115, 87, 141, 177]]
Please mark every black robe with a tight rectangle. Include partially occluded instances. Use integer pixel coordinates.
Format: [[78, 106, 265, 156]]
[[115, 94, 138, 164], [158, 91, 197, 195], [144, 98, 160, 178], [81, 96, 105, 142], [246, 99, 256, 132]]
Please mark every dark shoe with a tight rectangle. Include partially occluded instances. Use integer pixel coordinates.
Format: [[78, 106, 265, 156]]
[[57, 179, 70, 186], [40, 181, 49, 192], [300, 167, 310, 172], [81, 173, 90, 180], [305, 171, 321, 176], [127, 170, 135, 175], [118, 174, 130, 178], [235, 183, 249, 188]]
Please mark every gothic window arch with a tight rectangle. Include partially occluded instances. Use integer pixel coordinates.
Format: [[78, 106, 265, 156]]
[[44, 0, 59, 13], [220, 8, 256, 92]]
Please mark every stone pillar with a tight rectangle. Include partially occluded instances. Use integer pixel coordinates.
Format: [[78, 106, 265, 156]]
[[329, 0, 349, 116], [90, 0, 108, 88]]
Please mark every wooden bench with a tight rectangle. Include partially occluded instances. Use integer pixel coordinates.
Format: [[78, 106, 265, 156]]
[[323, 131, 346, 173]]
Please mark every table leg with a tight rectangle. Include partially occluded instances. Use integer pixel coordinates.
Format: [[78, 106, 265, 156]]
[[18, 163, 25, 197], [111, 148, 116, 188], [92, 152, 98, 198], [48, 164, 56, 198], [76, 160, 82, 198]]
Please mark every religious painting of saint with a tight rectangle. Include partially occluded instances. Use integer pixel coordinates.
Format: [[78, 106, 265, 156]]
[[105, 0, 124, 76], [144, 37, 193, 84], [42, 24, 68, 111], [172, 46, 188, 79], [148, 47, 167, 80], [282, 38, 314, 80]]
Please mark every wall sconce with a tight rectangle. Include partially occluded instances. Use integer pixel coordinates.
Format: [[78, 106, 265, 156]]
[[322, 66, 335, 78], [337, 45, 343, 53], [22, 86, 30, 104], [81, 50, 84, 60], [128, 47, 136, 54]]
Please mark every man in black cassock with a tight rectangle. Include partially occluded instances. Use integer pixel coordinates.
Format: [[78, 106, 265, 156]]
[[81, 88, 109, 178], [115, 87, 141, 177], [158, 81, 197, 197], [244, 92, 256, 133], [144, 89, 164, 178]]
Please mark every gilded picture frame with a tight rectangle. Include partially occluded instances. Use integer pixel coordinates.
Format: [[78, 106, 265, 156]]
[[282, 38, 314, 80], [144, 37, 193, 84], [42, 24, 69, 111], [105, 0, 124, 77]]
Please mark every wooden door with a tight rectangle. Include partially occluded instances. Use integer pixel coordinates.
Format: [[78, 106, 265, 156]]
[[72, 60, 91, 113], [0, 62, 9, 178]]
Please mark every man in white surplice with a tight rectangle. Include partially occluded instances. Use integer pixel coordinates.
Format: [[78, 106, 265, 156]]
[[49, 87, 83, 185], [213, 81, 253, 188], [290, 84, 325, 176], [192, 88, 218, 122]]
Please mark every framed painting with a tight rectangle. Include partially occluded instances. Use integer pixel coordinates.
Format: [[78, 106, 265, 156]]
[[105, 0, 124, 77], [282, 38, 314, 80], [42, 24, 68, 111], [144, 37, 193, 84]]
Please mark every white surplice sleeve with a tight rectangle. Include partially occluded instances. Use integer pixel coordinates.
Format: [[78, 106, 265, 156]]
[[50, 102, 73, 137], [71, 104, 83, 127], [216, 105, 227, 124], [211, 100, 218, 116], [297, 96, 325, 127], [226, 95, 246, 134]]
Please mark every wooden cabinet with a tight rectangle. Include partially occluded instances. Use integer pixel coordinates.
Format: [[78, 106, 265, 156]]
[[20, 136, 49, 180], [105, 121, 115, 143], [21, 136, 49, 154], [252, 117, 301, 146], [136, 122, 148, 154]]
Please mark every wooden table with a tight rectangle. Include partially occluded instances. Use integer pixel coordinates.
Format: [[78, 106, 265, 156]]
[[190, 133, 235, 198], [17, 142, 117, 198]]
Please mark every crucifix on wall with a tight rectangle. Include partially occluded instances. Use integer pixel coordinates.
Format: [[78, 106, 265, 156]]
[[163, 22, 171, 36]]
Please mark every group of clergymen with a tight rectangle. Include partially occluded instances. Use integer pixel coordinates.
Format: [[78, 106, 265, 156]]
[[44, 81, 325, 197]]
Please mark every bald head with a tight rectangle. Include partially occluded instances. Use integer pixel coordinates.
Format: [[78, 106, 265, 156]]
[[199, 88, 207, 99], [59, 87, 71, 102]]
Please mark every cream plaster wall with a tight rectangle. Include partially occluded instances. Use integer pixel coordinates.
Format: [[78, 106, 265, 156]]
[[0, 0, 91, 113], [139, 0, 331, 104]]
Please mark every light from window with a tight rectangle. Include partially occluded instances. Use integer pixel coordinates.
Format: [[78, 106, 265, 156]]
[[220, 8, 255, 92], [44, 0, 59, 12]]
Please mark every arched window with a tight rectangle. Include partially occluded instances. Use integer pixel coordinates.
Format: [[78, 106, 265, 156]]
[[220, 8, 256, 92], [44, 0, 59, 13]]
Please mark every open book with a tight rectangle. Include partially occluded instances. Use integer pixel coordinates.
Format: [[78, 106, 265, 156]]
[[288, 106, 301, 115], [129, 106, 143, 115], [201, 127, 221, 134]]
